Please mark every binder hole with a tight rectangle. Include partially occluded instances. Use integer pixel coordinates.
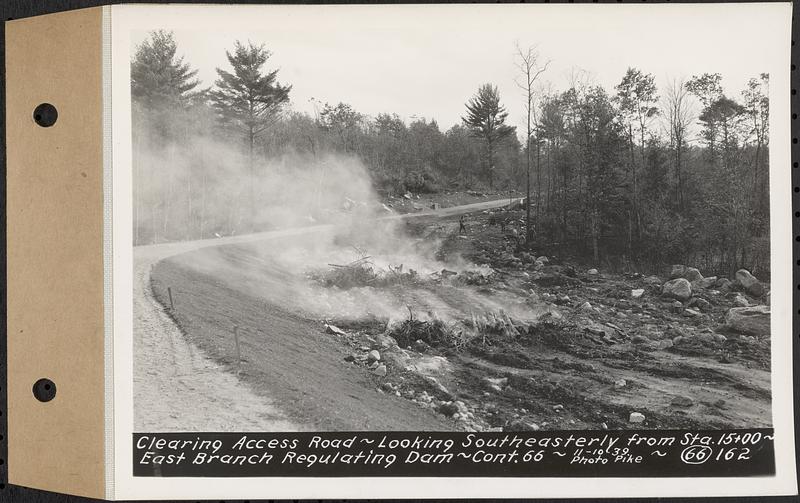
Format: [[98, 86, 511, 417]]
[[32, 378, 56, 402], [32, 103, 58, 127]]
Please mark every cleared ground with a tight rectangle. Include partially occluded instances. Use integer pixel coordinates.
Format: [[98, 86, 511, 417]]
[[143, 206, 771, 431]]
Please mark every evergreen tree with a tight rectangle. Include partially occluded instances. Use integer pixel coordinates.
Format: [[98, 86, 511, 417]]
[[462, 84, 516, 189], [210, 41, 291, 222], [131, 30, 200, 142], [211, 41, 291, 156]]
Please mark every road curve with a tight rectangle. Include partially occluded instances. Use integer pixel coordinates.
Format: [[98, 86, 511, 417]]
[[133, 197, 511, 431]]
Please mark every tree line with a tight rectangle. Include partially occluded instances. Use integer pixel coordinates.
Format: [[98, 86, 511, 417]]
[[131, 30, 769, 277]]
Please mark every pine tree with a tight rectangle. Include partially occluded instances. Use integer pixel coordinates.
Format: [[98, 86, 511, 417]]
[[211, 41, 291, 158], [131, 30, 200, 142], [462, 84, 515, 189], [210, 41, 291, 224]]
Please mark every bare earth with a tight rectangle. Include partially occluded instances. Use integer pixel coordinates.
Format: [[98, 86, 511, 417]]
[[135, 198, 770, 431], [134, 246, 297, 431], [133, 198, 511, 431]]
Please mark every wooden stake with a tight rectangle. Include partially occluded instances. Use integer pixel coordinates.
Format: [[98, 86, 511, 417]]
[[167, 287, 174, 310]]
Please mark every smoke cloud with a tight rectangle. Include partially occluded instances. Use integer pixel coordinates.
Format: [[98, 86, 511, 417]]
[[137, 134, 550, 331]]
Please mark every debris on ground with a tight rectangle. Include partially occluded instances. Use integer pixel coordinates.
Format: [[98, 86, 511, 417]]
[[311, 208, 771, 432], [311, 254, 420, 289], [325, 323, 348, 336]]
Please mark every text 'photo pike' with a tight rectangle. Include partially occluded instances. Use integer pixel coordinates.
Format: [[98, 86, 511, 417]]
[[132, 7, 774, 435]]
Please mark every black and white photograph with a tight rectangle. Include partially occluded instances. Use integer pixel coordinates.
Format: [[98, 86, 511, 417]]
[[3, 2, 795, 500], [128, 4, 782, 437]]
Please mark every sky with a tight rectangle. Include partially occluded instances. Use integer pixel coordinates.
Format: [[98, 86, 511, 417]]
[[128, 3, 789, 133]]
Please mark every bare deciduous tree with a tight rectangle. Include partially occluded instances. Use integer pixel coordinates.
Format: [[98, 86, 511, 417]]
[[662, 77, 693, 209], [514, 43, 550, 243]]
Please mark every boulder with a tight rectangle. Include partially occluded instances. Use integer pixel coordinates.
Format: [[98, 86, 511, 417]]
[[662, 278, 692, 301], [735, 269, 764, 297], [587, 268, 599, 275], [683, 308, 701, 318], [643, 275, 662, 285], [367, 350, 381, 362], [725, 306, 770, 337], [372, 364, 387, 377], [537, 256, 549, 264], [578, 301, 593, 312], [631, 289, 645, 299], [683, 267, 703, 282], [670, 265, 687, 279], [629, 412, 646, 423]]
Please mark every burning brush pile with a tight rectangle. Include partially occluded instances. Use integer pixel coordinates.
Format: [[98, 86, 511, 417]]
[[310, 256, 420, 290], [387, 308, 544, 351], [388, 309, 460, 349]]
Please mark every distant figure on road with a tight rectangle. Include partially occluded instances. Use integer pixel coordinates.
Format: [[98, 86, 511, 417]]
[[459, 215, 466, 234]]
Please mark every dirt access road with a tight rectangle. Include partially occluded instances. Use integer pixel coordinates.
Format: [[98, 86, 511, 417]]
[[133, 198, 511, 431]]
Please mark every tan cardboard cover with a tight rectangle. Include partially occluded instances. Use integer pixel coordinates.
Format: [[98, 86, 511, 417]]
[[6, 7, 106, 499]]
